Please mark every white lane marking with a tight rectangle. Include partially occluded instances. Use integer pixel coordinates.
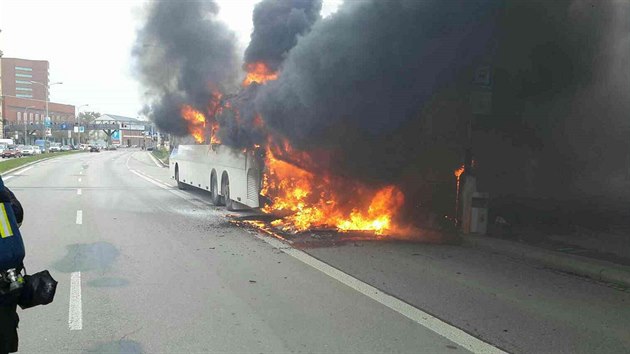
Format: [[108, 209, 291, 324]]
[[130, 169, 172, 189], [79, 171, 83, 175], [76, 210, 83, 224], [78, 177, 82, 183], [129, 169, 206, 208], [69, 272, 83, 330], [128, 148, 505, 354], [2, 165, 34, 181], [147, 152, 163, 168], [77, 188, 82, 195], [14, 165, 34, 175], [252, 233, 506, 354]]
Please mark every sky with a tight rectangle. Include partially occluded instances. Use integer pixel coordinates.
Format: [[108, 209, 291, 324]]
[[0, 0, 342, 118]]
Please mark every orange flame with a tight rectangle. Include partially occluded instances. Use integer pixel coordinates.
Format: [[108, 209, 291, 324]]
[[242, 62, 279, 87], [181, 105, 206, 143], [261, 142, 405, 235], [454, 165, 465, 178]]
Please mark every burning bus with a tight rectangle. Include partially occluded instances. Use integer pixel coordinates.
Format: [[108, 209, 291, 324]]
[[170, 143, 264, 211]]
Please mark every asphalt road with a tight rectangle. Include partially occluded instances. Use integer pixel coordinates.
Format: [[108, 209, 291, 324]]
[[5, 150, 630, 353]]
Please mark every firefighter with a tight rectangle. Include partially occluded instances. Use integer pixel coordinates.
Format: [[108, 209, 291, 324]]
[[0, 183, 24, 354]]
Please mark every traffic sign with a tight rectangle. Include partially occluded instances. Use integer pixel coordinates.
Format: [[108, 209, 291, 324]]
[[79, 127, 85, 133], [44, 117, 52, 128]]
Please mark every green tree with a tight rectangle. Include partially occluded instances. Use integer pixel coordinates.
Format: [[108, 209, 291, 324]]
[[78, 111, 101, 124]]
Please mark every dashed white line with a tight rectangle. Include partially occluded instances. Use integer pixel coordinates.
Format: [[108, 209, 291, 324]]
[[79, 171, 83, 175], [69, 272, 83, 330], [78, 177, 82, 183], [77, 188, 82, 195], [75, 210, 83, 224]]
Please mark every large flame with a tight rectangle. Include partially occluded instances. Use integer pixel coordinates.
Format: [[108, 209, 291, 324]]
[[180, 89, 223, 144], [242, 62, 279, 87], [181, 105, 206, 143], [261, 142, 405, 236]]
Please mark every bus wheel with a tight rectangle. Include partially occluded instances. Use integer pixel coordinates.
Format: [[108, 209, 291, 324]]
[[175, 166, 186, 190], [222, 177, 235, 211], [211, 174, 223, 206]]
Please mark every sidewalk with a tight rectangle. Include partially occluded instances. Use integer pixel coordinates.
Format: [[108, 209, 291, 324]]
[[462, 231, 630, 288]]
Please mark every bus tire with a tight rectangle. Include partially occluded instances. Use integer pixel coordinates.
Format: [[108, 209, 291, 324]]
[[222, 176, 235, 211], [175, 165, 186, 190], [211, 174, 222, 206]]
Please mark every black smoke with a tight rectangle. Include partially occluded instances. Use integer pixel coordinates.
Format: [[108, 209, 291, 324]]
[[255, 0, 499, 192], [244, 0, 322, 71], [255, 0, 630, 216], [133, 0, 240, 135], [217, 0, 323, 149]]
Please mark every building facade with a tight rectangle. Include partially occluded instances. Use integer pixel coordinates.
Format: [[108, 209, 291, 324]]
[[0, 57, 74, 140], [0, 58, 49, 100]]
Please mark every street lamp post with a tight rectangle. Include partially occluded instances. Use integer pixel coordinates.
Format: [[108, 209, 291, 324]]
[[23, 106, 35, 145], [31, 80, 62, 152], [76, 104, 89, 145]]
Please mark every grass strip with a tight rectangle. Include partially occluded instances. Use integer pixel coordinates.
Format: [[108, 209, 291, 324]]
[[151, 148, 170, 164], [0, 151, 82, 174]]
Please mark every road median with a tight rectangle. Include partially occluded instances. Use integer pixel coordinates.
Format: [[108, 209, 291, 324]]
[[0, 151, 83, 175], [463, 234, 630, 288], [150, 148, 169, 167]]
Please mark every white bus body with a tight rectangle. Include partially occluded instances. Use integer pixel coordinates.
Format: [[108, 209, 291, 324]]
[[169, 144, 262, 210]]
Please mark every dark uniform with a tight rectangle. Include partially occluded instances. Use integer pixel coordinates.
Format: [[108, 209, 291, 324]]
[[0, 187, 23, 354]]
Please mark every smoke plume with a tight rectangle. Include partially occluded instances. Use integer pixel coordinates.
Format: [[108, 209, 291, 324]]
[[244, 0, 323, 72], [133, 0, 239, 135], [255, 0, 630, 214]]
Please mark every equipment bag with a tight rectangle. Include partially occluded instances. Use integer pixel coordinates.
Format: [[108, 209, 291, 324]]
[[18, 270, 58, 309]]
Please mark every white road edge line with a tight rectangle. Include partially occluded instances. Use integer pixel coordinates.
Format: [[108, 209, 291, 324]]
[[14, 165, 34, 174], [69, 272, 82, 330], [147, 152, 163, 168], [129, 169, 205, 207], [76, 210, 83, 225], [77, 188, 82, 195], [124, 151, 504, 353], [2, 165, 34, 180], [252, 233, 506, 354]]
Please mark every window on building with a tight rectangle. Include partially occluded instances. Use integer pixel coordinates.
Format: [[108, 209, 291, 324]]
[[15, 66, 33, 72], [16, 94, 33, 98], [15, 73, 33, 78], [17, 112, 22, 121], [16, 87, 33, 92], [15, 80, 32, 85]]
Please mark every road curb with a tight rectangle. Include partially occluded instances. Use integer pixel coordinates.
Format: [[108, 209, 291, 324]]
[[462, 235, 630, 288], [0, 151, 83, 177], [0, 156, 56, 176], [149, 151, 169, 167]]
